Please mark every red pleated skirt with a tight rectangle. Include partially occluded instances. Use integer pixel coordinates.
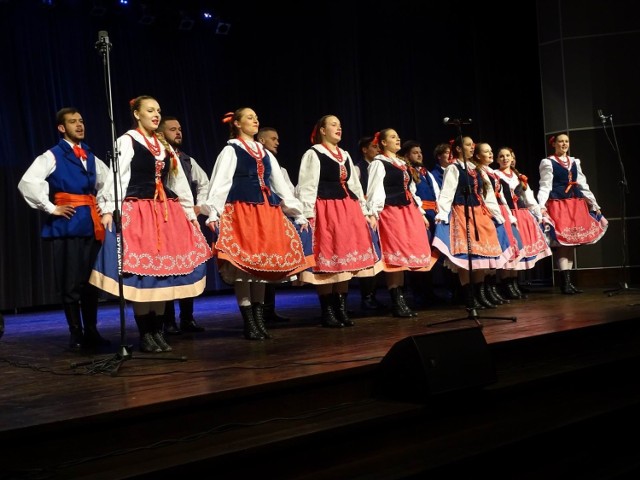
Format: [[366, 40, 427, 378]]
[[214, 200, 311, 281], [378, 204, 433, 271]]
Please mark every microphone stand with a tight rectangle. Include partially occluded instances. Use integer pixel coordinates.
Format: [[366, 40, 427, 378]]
[[600, 113, 639, 299], [72, 32, 185, 375], [429, 123, 516, 328]]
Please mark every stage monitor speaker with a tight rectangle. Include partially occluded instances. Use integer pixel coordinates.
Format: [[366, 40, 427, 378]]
[[374, 327, 496, 403]]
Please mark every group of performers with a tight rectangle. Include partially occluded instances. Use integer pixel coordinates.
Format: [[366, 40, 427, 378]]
[[18, 99, 608, 352]]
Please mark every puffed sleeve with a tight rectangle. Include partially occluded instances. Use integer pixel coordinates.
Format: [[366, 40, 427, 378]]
[[165, 148, 196, 221], [344, 152, 370, 216], [17, 150, 57, 214], [574, 157, 600, 210], [190, 158, 211, 208], [296, 148, 321, 218], [480, 169, 505, 224], [202, 144, 237, 224], [435, 163, 459, 223], [537, 158, 553, 208], [267, 152, 307, 224], [366, 159, 386, 218]]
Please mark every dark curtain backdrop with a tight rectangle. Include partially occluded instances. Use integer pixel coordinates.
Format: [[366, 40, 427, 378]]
[[0, 1, 544, 311]]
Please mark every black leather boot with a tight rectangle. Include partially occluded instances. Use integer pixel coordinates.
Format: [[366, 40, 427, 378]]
[[566, 270, 583, 294], [502, 278, 522, 300], [360, 276, 386, 311], [335, 293, 354, 326], [240, 305, 264, 340], [487, 276, 509, 304], [134, 314, 162, 353], [163, 300, 182, 335], [561, 270, 580, 294], [475, 283, 498, 309], [511, 278, 529, 299], [63, 303, 84, 351], [179, 297, 205, 331], [151, 313, 173, 352], [463, 284, 484, 310], [319, 294, 343, 328], [263, 284, 289, 323], [389, 287, 417, 318], [80, 289, 110, 347], [251, 302, 272, 339], [483, 281, 504, 305]]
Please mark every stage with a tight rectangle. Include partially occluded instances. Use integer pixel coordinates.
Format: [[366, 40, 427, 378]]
[[1, 284, 640, 479]]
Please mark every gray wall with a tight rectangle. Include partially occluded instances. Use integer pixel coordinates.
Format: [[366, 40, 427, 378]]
[[537, 0, 640, 274]]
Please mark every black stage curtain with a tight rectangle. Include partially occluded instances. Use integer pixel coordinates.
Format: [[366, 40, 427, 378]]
[[0, 1, 544, 310]]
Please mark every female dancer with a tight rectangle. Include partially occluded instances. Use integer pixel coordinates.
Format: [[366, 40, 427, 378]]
[[91, 95, 212, 353], [471, 142, 523, 307], [537, 133, 607, 294], [495, 147, 552, 298], [297, 114, 380, 327], [204, 108, 312, 340], [367, 129, 433, 317], [432, 136, 511, 309]]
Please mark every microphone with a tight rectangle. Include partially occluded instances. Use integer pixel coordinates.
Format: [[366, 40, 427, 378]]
[[443, 117, 473, 126], [597, 109, 608, 124], [95, 30, 111, 53]]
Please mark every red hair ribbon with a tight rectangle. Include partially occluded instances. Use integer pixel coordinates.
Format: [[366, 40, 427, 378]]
[[222, 112, 234, 124], [129, 98, 136, 108], [372, 131, 380, 146], [518, 174, 528, 189], [310, 125, 318, 145], [548, 135, 555, 146]]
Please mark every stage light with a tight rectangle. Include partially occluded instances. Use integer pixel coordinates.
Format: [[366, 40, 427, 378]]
[[138, 3, 155, 25], [90, 1, 106, 16], [178, 11, 194, 31], [202, 11, 217, 22], [215, 22, 231, 35]]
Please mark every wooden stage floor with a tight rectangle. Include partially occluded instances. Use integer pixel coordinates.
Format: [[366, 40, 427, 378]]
[[2, 284, 640, 479]]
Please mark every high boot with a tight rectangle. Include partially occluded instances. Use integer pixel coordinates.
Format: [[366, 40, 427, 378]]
[[487, 276, 509, 304], [475, 283, 498, 309], [319, 294, 343, 328], [463, 284, 484, 310], [251, 302, 272, 339], [80, 289, 110, 347], [63, 303, 84, 351], [389, 287, 417, 318], [151, 313, 173, 352], [483, 281, 504, 306], [263, 284, 289, 323], [239, 305, 264, 340], [134, 313, 162, 353], [179, 298, 205, 332], [511, 278, 529, 299], [501, 278, 522, 300], [163, 300, 181, 335], [561, 270, 580, 295], [360, 276, 386, 311], [334, 293, 354, 326], [565, 270, 583, 294]]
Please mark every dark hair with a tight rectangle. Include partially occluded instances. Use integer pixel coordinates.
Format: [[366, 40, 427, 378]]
[[398, 140, 420, 158], [358, 135, 374, 151], [56, 107, 80, 128], [433, 143, 450, 159], [257, 126, 277, 141]]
